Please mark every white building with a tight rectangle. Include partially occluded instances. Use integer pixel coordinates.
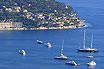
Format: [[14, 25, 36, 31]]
[[0, 22, 23, 28], [11, 22, 23, 28]]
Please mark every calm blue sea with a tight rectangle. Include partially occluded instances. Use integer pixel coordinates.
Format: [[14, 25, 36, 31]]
[[0, 0, 104, 69]]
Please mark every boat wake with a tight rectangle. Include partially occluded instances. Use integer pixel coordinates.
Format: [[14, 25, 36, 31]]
[[78, 20, 92, 28]]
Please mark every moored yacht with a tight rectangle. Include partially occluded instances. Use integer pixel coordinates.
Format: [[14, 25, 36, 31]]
[[77, 30, 99, 52], [87, 61, 96, 66], [54, 53, 68, 60], [87, 52, 93, 58], [54, 40, 68, 60], [19, 49, 26, 56], [66, 60, 78, 65], [36, 40, 43, 44], [87, 56, 93, 58], [78, 48, 98, 52], [45, 42, 51, 48]]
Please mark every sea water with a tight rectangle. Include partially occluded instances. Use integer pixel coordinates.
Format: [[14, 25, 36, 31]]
[[0, 0, 104, 69]]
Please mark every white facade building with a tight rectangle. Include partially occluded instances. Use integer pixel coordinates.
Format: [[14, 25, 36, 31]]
[[0, 22, 23, 28]]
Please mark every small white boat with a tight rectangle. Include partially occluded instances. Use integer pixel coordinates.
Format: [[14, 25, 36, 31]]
[[54, 54, 68, 60], [87, 56, 93, 58], [19, 50, 26, 56], [45, 42, 51, 48], [36, 40, 43, 44], [87, 61, 96, 66], [54, 40, 68, 60], [66, 60, 78, 65]]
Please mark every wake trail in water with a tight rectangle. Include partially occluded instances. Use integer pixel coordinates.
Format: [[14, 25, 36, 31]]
[[78, 20, 92, 29]]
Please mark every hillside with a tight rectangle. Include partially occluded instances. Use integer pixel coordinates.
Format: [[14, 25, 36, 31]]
[[0, 0, 85, 29]]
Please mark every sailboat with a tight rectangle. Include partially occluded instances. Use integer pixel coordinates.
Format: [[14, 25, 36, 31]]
[[54, 40, 68, 60], [77, 30, 99, 52]]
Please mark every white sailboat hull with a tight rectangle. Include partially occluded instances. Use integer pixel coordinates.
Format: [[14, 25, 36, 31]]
[[54, 56, 68, 60]]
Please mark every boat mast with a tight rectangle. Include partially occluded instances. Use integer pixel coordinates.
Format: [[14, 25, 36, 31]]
[[91, 34, 93, 48], [61, 40, 64, 55], [83, 29, 86, 48]]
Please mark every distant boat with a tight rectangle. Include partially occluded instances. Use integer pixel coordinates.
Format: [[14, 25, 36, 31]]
[[77, 30, 99, 52], [45, 42, 51, 48], [87, 61, 96, 66], [54, 40, 68, 60], [66, 60, 78, 65], [87, 56, 93, 58], [36, 40, 43, 44], [19, 50, 26, 56], [87, 52, 93, 58]]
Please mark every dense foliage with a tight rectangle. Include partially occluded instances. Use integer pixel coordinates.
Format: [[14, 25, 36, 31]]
[[0, 0, 80, 28]]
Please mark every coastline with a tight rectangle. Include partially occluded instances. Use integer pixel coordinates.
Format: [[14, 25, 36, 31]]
[[0, 0, 86, 31], [0, 22, 86, 30]]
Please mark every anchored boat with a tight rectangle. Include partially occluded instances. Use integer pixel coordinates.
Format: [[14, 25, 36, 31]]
[[19, 49, 26, 56], [36, 40, 43, 44], [66, 60, 78, 65], [54, 40, 68, 60], [45, 42, 51, 48], [87, 61, 96, 66], [77, 30, 98, 52]]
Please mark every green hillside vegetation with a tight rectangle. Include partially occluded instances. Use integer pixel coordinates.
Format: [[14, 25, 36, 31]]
[[0, 0, 83, 28]]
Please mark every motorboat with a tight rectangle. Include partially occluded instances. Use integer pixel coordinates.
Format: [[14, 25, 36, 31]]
[[77, 30, 99, 52], [54, 40, 68, 60], [87, 61, 96, 66], [36, 40, 43, 44], [45, 42, 51, 48], [66, 60, 78, 65], [19, 50, 26, 56]]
